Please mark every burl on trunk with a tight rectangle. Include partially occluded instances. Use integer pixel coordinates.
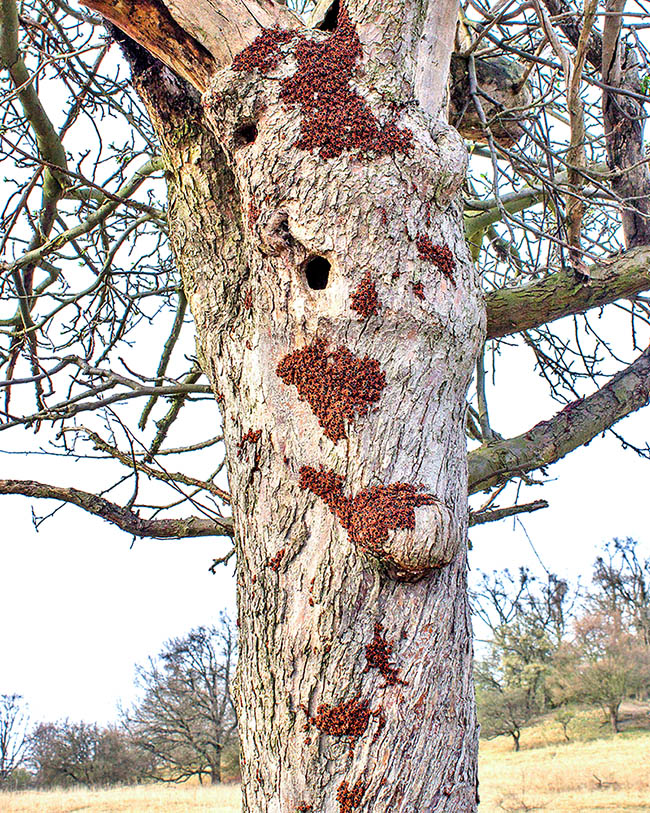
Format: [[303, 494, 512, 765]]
[[113, 0, 485, 809]]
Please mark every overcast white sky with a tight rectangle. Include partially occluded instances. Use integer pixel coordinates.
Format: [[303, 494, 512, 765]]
[[1, 330, 648, 727]]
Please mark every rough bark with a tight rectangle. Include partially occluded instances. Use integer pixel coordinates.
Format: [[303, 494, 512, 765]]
[[601, 0, 650, 248], [111, 0, 485, 807]]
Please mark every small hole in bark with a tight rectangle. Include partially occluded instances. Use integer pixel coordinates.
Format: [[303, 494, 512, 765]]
[[303, 256, 330, 290], [234, 121, 258, 147], [317, 0, 340, 31]]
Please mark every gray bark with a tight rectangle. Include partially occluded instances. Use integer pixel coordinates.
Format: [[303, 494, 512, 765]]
[[123, 2, 485, 808]]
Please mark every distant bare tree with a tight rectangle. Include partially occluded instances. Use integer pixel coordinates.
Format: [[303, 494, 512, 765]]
[[123, 614, 237, 784], [0, 694, 29, 786], [592, 538, 650, 646], [473, 567, 575, 647]]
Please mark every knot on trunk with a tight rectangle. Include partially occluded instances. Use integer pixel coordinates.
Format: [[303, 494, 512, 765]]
[[299, 466, 461, 581], [376, 499, 460, 581]]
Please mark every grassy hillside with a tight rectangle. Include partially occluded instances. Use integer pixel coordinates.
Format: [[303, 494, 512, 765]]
[[479, 701, 650, 812], [2, 704, 648, 811]]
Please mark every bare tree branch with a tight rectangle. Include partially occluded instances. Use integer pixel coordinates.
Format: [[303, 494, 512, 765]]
[[486, 245, 650, 340], [468, 344, 650, 494], [0, 479, 233, 538], [469, 499, 549, 526]]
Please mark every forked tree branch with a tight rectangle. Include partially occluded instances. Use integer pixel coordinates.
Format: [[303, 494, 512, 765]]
[[469, 499, 549, 526], [468, 344, 650, 494], [485, 245, 650, 340], [0, 479, 233, 538]]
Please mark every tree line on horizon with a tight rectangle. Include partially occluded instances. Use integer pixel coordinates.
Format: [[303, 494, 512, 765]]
[[1, 538, 649, 789]]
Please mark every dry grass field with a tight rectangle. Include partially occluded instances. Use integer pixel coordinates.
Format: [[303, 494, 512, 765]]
[[478, 702, 650, 813], [2, 705, 648, 812], [0, 782, 242, 812]]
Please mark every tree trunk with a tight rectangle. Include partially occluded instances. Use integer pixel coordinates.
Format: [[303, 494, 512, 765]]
[[210, 751, 222, 785], [512, 731, 520, 752], [126, 3, 484, 808], [609, 704, 620, 734]]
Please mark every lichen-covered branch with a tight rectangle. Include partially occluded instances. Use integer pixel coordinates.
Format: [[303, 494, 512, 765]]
[[0, 479, 233, 538], [485, 245, 650, 340], [468, 345, 650, 494]]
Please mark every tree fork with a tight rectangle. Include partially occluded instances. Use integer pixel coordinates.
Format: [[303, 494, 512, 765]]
[[93, 2, 485, 810]]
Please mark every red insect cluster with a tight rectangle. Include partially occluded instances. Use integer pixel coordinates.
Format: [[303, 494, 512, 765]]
[[365, 623, 407, 687], [232, 27, 296, 74], [248, 200, 260, 227], [298, 466, 437, 559], [415, 234, 456, 284], [411, 281, 425, 300], [237, 428, 261, 458], [276, 339, 386, 442], [231, 6, 412, 159], [350, 272, 380, 317], [295, 804, 313, 812], [304, 695, 381, 757], [280, 6, 412, 159], [336, 778, 367, 813], [243, 288, 253, 311], [267, 548, 285, 571]]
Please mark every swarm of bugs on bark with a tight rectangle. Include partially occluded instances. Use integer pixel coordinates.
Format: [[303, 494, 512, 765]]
[[299, 466, 437, 560], [350, 271, 380, 317], [277, 339, 385, 442], [416, 234, 456, 284], [336, 778, 368, 813], [301, 694, 384, 757], [231, 5, 412, 159]]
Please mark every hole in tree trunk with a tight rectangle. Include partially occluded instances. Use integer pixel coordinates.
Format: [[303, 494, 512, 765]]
[[316, 0, 340, 31], [303, 256, 330, 290], [234, 122, 258, 147]]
